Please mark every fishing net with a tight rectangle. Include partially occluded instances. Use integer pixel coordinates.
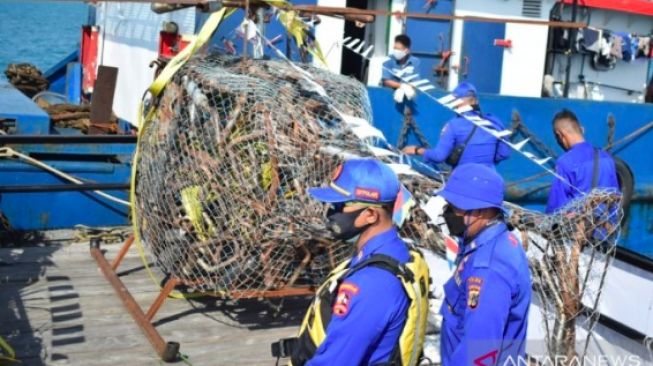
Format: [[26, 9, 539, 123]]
[[508, 190, 623, 360], [134, 53, 379, 293], [132, 52, 622, 359]]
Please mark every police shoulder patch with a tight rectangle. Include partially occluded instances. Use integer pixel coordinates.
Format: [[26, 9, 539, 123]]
[[440, 124, 448, 136], [467, 276, 483, 286], [333, 282, 359, 317], [467, 283, 482, 309]]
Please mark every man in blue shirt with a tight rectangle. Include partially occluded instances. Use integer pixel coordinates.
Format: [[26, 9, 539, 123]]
[[437, 163, 531, 366], [382, 34, 421, 90], [402, 82, 511, 168], [382, 35, 421, 104], [546, 109, 620, 213], [301, 159, 413, 365]]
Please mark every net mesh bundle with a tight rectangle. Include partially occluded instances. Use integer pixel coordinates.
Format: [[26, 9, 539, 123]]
[[134, 54, 376, 293], [133, 53, 623, 358], [508, 191, 623, 360]]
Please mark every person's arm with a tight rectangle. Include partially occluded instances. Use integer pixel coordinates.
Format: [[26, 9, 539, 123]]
[[546, 161, 573, 213], [381, 60, 401, 89], [447, 270, 512, 366], [422, 122, 456, 164], [494, 139, 512, 162], [306, 273, 403, 366], [483, 114, 511, 163], [401, 145, 426, 155], [383, 79, 402, 89]]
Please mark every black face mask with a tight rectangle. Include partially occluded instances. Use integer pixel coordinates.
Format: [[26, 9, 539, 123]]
[[326, 207, 370, 241], [442, 205, 467, 237], [555, 133, 568, 151]]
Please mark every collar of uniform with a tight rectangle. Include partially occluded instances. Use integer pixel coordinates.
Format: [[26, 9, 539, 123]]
[[462, 221, 507, 255], [392, 55, 418, 68], [354, 227, 400, 264], [569, 140, 592, 152]]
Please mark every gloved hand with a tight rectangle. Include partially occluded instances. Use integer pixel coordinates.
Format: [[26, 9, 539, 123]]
[[393, 86, 406, 103], [393, 83, 416, 103], [402, 83, 416, 100]]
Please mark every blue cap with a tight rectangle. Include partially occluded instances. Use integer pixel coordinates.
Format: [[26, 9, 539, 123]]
[[308, 159, 400, 204], [438, 164, 504, 211], [452, 81, 477, 98]]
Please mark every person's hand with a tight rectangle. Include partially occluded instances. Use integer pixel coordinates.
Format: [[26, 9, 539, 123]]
[[402, 146, 423, 155], [393, 87, 405, 103], [394, 84, 416, 103], [402, 83, 416, 100]]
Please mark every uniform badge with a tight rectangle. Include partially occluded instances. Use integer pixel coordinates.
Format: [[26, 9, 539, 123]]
[[333, 282, 359, 317], [467, 284, 481, 309], [354, 187, 380, 201], [508, 233, 520, 247]]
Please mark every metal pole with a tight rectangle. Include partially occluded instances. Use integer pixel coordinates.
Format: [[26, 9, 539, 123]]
[[563, 0, 579, 98], [52, 0, 588, 29], [253, 6, 266, 59], [111, 235, 135, 270], [145, 278, 180, 321], [0, 135, 137, 144], [0, 183, 130, 193], [90, 240, 180, 362], [243, 0, 249, 60]]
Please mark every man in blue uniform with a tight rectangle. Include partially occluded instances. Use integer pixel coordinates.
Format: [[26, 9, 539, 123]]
[[546, 109, 619, 213], [382, 34, 420, 90], [303, 159, 412, 365], [437, 164, 531, 366], [382, 35, 421, 103], [402, 82, 511, 168]]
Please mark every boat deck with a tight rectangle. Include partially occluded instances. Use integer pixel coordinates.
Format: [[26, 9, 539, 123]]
[[0, 233, 310, 365], [5, 231, 650, 366]]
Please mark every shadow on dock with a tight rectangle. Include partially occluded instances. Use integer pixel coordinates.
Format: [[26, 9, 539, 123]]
[[154, 295, 312, 330], [1, 233, 86, 365]]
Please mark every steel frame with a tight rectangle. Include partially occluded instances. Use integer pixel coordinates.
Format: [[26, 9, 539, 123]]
[[90, 235, 314, 362]]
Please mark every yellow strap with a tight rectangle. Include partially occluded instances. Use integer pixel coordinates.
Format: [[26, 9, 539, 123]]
[[266, 0, 328, 66], [148, 8, 235, 99], [0, 336, 18, 363], [129, 7, 234, 300]]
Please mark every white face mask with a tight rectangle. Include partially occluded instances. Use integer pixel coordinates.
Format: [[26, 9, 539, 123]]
[[391, 49, 408, 60]]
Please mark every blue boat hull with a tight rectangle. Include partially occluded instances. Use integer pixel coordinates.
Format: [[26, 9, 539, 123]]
[[1, 77, 650, 259]]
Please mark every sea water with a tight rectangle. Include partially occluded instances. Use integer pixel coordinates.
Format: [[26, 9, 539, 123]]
[[0, 0, 88, 78]]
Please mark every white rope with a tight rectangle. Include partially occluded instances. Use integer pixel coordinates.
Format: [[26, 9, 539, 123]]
[[0, 147, 131, 207]]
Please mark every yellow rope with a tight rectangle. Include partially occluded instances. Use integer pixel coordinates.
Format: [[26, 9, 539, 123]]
[[129, 4, 328, 300], [0, 336, 19, 364]]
